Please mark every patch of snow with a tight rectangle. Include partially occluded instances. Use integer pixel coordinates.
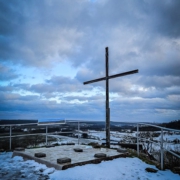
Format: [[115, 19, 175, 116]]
[[43, 168, 55, 175], [0, 152, 179, 180], [50, 158, 179, 180]]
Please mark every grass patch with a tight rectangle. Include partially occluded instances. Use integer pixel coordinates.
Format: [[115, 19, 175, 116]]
[[127, 149, 159, 167]]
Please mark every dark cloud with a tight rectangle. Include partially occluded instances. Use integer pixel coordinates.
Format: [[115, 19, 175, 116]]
[[147, 0, 180, 38], [1, 0, 179, 69], [0, 0, 180, 122], [0, 0, 86, 67]]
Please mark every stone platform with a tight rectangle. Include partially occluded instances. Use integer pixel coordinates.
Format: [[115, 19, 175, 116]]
[[12, 145, 128, 170]]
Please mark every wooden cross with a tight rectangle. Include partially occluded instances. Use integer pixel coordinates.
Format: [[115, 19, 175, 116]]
[[83, 47, 138, 148]]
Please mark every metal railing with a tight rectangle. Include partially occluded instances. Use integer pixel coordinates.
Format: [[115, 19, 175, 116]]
[[0, 120, 101, 150], [137, 123, 180, 170], [0, 121, 66, 150], [1, 121, 180, 171]]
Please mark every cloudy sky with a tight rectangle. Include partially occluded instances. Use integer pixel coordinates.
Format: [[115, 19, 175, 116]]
[[0, 0, 180, 123]]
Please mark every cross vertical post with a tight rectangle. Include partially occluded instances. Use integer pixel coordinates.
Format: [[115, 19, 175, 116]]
[[105, 47, 110, 148]]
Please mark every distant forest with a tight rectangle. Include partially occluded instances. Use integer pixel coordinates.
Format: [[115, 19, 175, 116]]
[[161, 119, 180, 130], [130, 120, 180, 131], [139, 120, 180, 131]]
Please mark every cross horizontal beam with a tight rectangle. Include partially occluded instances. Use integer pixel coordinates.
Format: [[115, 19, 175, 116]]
[[83, 69, 138, 85]]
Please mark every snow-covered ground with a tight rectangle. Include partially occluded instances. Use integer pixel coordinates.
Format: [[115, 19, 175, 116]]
[[48, 134, 100, 145], [0, 152, 179, 180], [88, 131, 180, 151]]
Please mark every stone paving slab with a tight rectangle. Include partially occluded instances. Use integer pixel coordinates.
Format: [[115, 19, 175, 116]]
[[12, 145, 127, 170]]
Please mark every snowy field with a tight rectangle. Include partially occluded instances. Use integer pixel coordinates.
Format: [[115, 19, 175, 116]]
[[87, 131, 180, 151], [0, 152, 179, 180]]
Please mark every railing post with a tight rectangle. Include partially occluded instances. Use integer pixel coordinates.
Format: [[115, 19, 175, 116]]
[[137, 123, 139, 156], [78, 121, 80, 145], [160, 128, 163, 170], [46, 125, 48, 145], [10, 125, 12, 150]]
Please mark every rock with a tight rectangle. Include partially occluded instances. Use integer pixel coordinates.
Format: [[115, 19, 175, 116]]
[[2, 171, 8, 175], [74, 148, 83, 152], [93, 145, 101, 148], [14, 147, 25, 151], [35, 153, 46, 158], [94, 153, 107, 158], [57, 157, 71, 164], [173, 167, 180, 174], [67, 142, 75, 145], [43, 175, 49, 180], [39, 168, 44, 172], [6, 149, 12, 152], [21, 174, 26, 178], [117, 148, 127, 153], [0, 149, 5, 152], [88, 142, 101, 148], [52, 143, 59, 146], [145, 167, 158, 173], [118, 143, 143, 150], [45, 145, 55, 148], [88, 142, 99, 146], [39, 174, 49, 180]]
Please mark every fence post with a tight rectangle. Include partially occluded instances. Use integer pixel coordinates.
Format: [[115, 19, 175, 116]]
[[46, 125, 48, 145], [137, 123, 139, 156], [160, 128, 163, 170], [78, 121, 80, 145], [10, 125, 12, 150]]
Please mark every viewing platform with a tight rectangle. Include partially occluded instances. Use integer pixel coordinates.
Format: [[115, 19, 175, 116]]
[[12, 145, 128, 170]]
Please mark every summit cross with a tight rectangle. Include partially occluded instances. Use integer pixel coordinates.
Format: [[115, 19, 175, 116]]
[[83, 47, 139, 148]]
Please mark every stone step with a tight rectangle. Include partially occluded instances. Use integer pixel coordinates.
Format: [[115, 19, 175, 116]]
[[74, 148, 83, 152], [94, 153, 107, 158], [35, 152, 46, 158], [57, 157, 71, 164]]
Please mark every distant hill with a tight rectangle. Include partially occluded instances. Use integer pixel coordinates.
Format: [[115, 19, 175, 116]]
[[162, 120, 180, 130], [0, 119, 38, 125]]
